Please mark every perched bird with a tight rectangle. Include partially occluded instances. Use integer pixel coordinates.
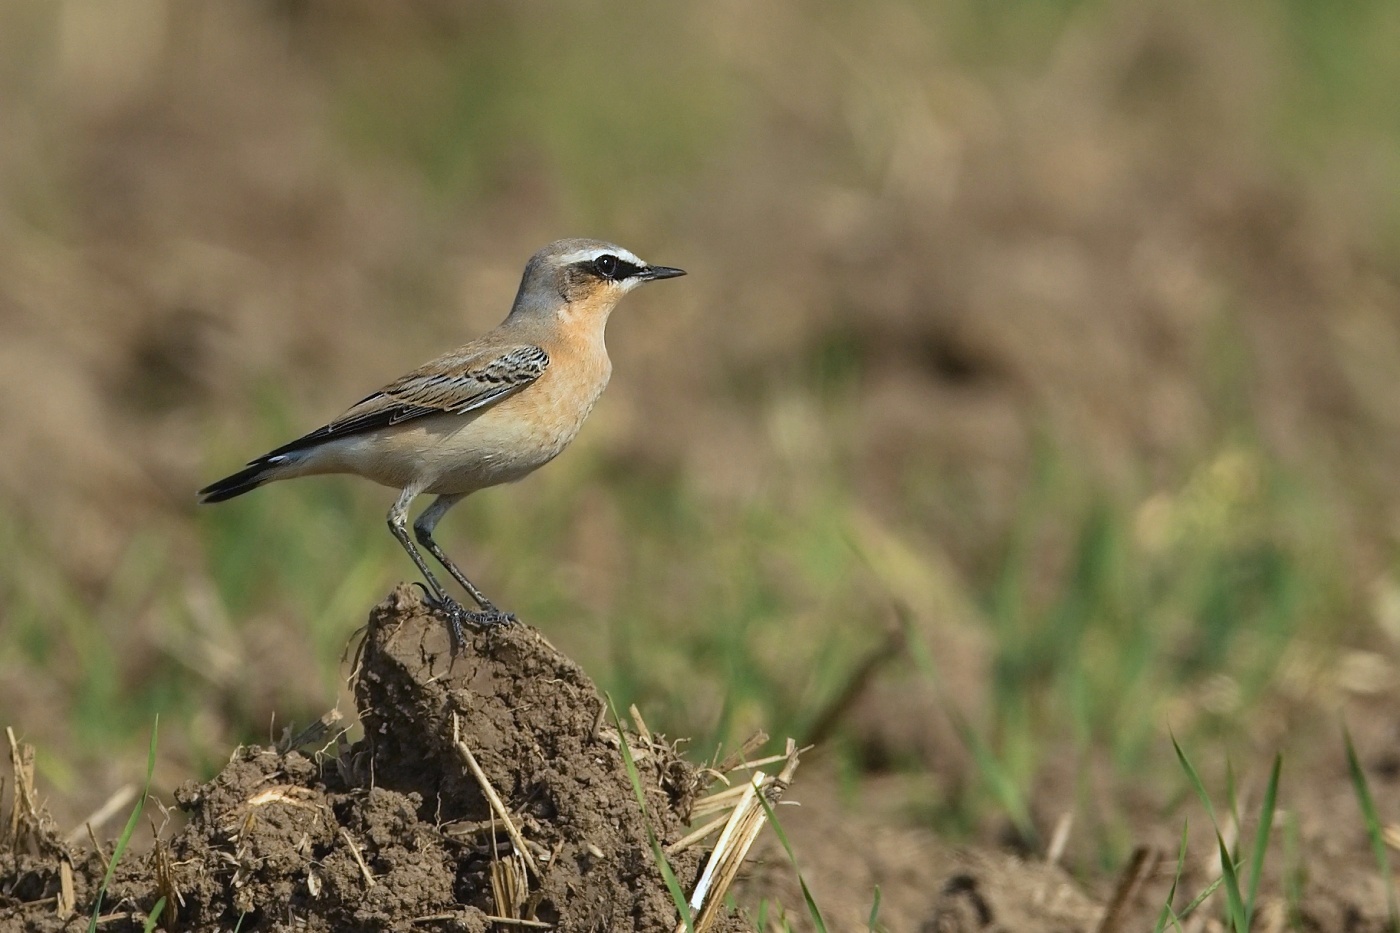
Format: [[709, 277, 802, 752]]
[[199, 238, 685, 644]]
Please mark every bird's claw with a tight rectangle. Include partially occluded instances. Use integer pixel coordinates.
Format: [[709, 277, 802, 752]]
[[416, 586, 516, 652], [471, 608, 518, 628], [414, 586, 470, 645]]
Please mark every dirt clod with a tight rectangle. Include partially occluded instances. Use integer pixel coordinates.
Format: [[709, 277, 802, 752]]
[[0, 587, 746, 932]]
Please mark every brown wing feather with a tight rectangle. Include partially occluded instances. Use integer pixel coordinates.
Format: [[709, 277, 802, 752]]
[[259, 345, 549, 459]]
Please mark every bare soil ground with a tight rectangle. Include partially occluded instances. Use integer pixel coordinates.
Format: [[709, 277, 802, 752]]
[[1, 588, 746, 932], [745, 764, 1400, 932], [4, 590, 1400, 931]]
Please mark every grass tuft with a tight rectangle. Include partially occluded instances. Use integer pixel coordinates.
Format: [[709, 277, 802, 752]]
[[609, 696, 695, 933], [142, 897, 166, 933], [1244, 755, 1283, 929], [1173, 736, 1282, 933], [1343, 726, 1400, 929], [866, 885, 883, 932], [753, 790, 829, 933], [1153, 818, 1190, 933], [88, 716, 158, 933]]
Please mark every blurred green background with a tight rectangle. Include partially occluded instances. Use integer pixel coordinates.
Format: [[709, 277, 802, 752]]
[[2, 0, 1400, 924]]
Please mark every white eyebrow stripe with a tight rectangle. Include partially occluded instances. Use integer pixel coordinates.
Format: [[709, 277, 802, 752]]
[[557, 246, 645, 267]]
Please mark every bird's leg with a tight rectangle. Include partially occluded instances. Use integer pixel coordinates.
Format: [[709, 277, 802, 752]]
[[388, 489, 470, 649], [414, 494, 517, 628]]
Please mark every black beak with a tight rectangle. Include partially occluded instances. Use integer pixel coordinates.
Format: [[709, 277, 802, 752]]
[[638, 265, 686, 281]]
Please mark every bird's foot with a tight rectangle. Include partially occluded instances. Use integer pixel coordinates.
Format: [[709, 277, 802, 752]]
[[468, 607, 518, 628], [415, 585, 517, 651], [416, 587, 471, 651]]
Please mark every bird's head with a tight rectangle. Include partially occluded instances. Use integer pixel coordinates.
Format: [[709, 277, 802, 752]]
[[510, 238, 685, 323]]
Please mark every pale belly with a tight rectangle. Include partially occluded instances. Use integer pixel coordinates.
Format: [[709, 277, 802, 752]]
[[298, 366, 609, 495]]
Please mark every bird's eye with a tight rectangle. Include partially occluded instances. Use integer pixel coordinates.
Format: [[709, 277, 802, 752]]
[[594, 255, 619, 279]]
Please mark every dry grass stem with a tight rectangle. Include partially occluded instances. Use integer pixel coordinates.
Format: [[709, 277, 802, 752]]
[[593, 727, 654, 764], [94, 911, 150, 927], [86, 822, 111, 874], [57, 856, 74, 917], [490, 845, 536, 925], [687, 773, 769, 933], [726, 751, 804, 772], [1046, 811, 1074, 867], [453, 712, 541, 881], [665, 812, 732, 855], [629, 704, 653, 744], [690, 781, 768, 816], [678, 772, 761, 933], [680, 739, 804, 933], [442, 819, 501, 840], [480, 917, 552, 929], [246, 785, 321, 809], [711, 732, 769, 776], [5, 727, 59, 858], [338, 827, 376, 888], [410, 912, 550, 928], [1094, 846, 1160, 933], [153, 831, 183, 924], [7, 727, 34, 846]]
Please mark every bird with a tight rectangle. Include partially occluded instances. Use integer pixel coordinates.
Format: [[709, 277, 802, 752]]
[[199, 238, 685, 646]]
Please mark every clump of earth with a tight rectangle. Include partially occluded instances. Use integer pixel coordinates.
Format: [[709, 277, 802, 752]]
[[0, 587, 747, 932]]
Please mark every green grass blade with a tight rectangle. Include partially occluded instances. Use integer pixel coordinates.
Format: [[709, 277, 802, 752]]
[[1343, 726, 1400, 929], [607, 696, 694, 932], [906, 626, 1037, 844], [944, 699, 1036, 844], [89, 716, 158, 933], [1244, 754, 1282, 928], [1283, 812, 1305, 931], [1178, 874, 1226, 920], [1215, 832, 1248, 933], [1153, 817, 1189, 933], [1172, 734, 1257, 932], [142, 896, 166, 933], [754, 791, 829, 933], [1224, 757, 1240, 851], [1171, 734, 1218, 825], [867, 885, 882, 931]]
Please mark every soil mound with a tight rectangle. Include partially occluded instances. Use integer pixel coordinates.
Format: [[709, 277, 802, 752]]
[[1, 587, 746, 932]]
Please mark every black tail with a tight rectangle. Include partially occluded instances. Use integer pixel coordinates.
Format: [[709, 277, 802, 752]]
[[198, 460, 279, 504]]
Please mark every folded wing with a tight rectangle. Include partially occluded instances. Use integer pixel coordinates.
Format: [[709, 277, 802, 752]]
[[262, 345, 550, 459]]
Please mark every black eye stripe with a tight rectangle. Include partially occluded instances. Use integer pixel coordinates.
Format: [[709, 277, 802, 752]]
[[587, 255, 641, 281]]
